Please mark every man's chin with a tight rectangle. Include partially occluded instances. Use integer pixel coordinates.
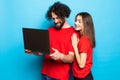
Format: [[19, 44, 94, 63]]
[[55, 26, 61, 30], [55, 24, 62, 30], [55, 21, 64, 30]]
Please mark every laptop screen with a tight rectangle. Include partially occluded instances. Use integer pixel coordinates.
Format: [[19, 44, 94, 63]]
[[22, 28, 50, 53]]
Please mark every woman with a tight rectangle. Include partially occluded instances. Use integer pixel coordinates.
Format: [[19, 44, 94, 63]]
[[71, 12, 96, 80]]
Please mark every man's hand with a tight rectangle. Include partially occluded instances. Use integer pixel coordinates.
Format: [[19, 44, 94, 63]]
[[49, 48, 64, 60], [25, 49, 43, 56], [25, 49, 32, 55]]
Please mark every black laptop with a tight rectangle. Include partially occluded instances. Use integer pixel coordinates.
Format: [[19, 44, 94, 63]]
[[22, 28, 50, 53]]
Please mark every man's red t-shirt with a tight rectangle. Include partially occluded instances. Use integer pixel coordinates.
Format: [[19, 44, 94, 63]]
[[72, 35, 93, 78], [41, 26, 75, 80]]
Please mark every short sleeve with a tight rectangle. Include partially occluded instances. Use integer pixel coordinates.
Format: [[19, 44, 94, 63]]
[[78, 36, 90, 53]]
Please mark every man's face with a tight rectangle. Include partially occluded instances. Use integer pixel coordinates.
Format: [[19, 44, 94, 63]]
[[51, 12, 65, 30]]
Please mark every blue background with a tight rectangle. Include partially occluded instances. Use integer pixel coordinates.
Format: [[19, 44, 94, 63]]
[[0, 0, 120, 80]]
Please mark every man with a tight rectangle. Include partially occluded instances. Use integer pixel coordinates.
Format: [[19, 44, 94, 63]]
[[26, 2, 75, 80]]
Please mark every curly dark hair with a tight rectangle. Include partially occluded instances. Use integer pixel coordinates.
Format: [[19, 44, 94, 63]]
[[46, 2, 71, 20]]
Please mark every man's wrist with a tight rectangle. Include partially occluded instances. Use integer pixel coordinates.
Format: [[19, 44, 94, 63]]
[[60, 54, 64, 61]]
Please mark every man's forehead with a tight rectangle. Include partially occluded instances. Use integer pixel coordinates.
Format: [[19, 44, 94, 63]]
[[51, 12, 58, 18]]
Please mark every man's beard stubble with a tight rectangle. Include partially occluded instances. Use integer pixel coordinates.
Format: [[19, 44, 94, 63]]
[[54, 20, 65, 30]]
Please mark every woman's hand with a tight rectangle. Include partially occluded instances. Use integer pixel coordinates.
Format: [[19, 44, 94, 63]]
[[71, 33, 79, 48]]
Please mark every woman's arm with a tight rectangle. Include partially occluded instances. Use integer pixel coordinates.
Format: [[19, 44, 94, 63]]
[[71, 33, 87, 68]]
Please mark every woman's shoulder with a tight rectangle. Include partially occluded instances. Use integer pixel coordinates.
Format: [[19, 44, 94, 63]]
[[80, 35, 90, 43]]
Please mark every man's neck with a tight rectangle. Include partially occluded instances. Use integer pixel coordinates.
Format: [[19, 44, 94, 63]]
[[62, 21, 71, 29]]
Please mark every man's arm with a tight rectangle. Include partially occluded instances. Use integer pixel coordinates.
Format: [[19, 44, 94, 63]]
[[61, 51, 74, 63], [50, 48, 74, 63]]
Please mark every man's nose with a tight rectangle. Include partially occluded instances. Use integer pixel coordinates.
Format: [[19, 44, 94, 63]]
[[54, 19, 58, 23]]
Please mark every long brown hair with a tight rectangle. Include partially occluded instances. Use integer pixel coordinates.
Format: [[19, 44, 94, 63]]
[[75, 12, 96, 48]]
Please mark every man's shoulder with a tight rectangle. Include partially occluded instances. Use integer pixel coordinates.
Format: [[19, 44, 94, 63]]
[[69, 26, 75, 32]]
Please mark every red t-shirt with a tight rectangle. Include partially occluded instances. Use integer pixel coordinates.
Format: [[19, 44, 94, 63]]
[[72, 35, 93, 78], [41, 26, 75, 80]]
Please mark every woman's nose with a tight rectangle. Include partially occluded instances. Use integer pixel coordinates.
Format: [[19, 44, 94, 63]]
[[75, 21, 79, 25]]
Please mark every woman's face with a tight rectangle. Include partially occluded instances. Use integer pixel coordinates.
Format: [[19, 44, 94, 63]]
[[75, 15, 84, 34]]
